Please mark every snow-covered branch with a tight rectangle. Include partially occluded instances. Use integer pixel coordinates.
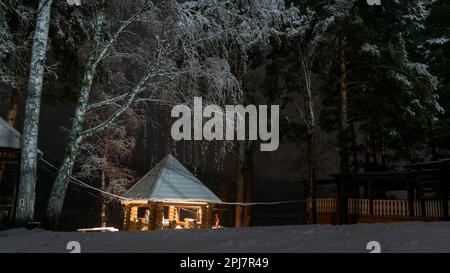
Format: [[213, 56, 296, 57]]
[[80, 66, 155, 138]]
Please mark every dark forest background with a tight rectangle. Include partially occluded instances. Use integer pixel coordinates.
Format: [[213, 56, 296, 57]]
[[1, 0, 449, 229]]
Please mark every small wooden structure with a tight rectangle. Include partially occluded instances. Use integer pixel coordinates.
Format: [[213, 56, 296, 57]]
[[0, 117, 22, 228], [121, 155, 221, 231], [0, 117, 43, 228], [313, 159, 450, 224]]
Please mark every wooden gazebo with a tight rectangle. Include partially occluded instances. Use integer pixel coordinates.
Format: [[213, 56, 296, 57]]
[[121, 154, 221, 231]]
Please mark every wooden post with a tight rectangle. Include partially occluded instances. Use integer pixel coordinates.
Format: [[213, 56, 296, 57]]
[[147, 202, 155, 230], [407, 180, 415, 217], [154, 202, 164, 230], [122, 204, 131, 231], [337, 32, 349, 225], [8, 162, 20, 225], [418, 184, 426, 217], [0, 163, 5, 188], [207, 204, 214, 228], [130, 206, 138, 231], [169, 206, 178, 222], [440, 169, 449, 219], [200, 205, 208, 228], [100, 169, 107, 228], [368, 180, 373, 215]]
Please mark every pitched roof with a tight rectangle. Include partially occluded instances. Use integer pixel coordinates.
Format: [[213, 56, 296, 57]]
[[0, 116, 43, 154], [123, 154, 221, 203], [0, 116, 23, 150]]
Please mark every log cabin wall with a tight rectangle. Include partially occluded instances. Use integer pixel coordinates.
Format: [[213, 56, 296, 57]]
[[153, 202, 164, 230], [0, 148, 20, 229], [121, 200, 215, 231], [199, 203, 214, 228]]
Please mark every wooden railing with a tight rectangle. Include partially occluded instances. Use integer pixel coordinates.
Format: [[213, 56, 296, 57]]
[[372, 199, 409, 216], [348, 199, 370, 215], [315, 198, 338, 213], [314, 198, 450, 218]]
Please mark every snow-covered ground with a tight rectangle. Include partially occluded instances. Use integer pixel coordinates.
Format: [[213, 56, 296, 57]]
[[0, 222, 449, 253]]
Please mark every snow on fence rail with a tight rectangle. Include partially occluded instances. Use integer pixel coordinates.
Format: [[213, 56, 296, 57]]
[[314, 198, 450, 218]]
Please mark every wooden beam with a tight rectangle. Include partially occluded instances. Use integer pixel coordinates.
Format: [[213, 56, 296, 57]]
[[368, 180, 373, 215], [122, 205, 131, 231], [407, 180, 415, 217], [157, 200, 208, 206], [121, 199, 147, 206], [154, 202, 164, 230], [0, 163, 5, 188], [440, 170, 449, 219], [207, 204, 213, 228], [147, 202, 156, 230], [8, 164, 20, 225]]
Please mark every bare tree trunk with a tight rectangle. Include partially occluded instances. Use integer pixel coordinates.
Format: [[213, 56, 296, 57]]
[[427, 118, 437, 160], [100, 169, 107, 228], [350, 122, 358, 172], [365, 125, 370, 170], [304, 87, 316, 225], [44, 7, 153, 229], [232, 44, 249, 228], [305, 129, 317, 224], [243, 143, 253, 227], [338, 33, 349, 225], [14, 0, 53, 227], [380, 126, 386, 168], [372, 129, 378, 166], [236, 142, 253, 228], [0, 167, 4, 189], [299, 51, 317, 225], [45, 10, 105, 229], [45, 135, 82, 228], [235, 142, 245, 228]]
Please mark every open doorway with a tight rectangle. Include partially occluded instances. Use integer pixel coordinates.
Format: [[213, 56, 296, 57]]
[[162, 205, 202, 229]]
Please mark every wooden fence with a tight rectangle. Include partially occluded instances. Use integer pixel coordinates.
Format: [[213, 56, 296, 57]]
[[314, 198, 450, 218]]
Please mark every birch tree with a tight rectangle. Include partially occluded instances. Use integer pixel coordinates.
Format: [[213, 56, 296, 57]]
[[76, 109, 140, 227], [284, 5, 335, 225], [45, 1, 150, 228], [0, 0, 33, 192], [14, 0, 53, 227], [0, 1, 88, 204], [44, 0, 242, 228]]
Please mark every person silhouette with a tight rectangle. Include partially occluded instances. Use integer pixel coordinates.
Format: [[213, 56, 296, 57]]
[[213, 213, 221, 228]]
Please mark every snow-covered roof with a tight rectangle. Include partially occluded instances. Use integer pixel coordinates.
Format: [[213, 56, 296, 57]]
[[0, 116, 22, 150], [0, 116, 42, 154], [123, 154, 221, 203]]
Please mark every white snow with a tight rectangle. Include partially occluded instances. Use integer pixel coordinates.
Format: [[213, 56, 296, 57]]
[[360, 43, 381, 57], [1, 222, 450, 253], [391, 71, 413, 88], [427, 37, 450, 45]]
